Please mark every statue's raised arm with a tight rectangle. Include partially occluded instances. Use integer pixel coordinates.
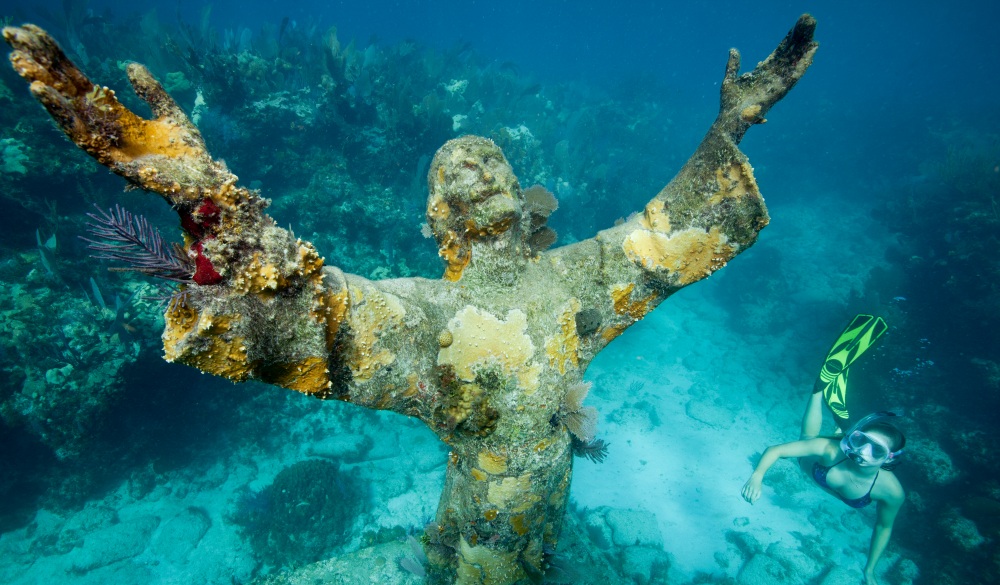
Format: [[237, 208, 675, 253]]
[[545, 14, 818, 358], [5, 24, 355, 396]]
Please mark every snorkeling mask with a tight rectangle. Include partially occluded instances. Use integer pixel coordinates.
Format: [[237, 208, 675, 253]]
[[840, 412, 904, 466]]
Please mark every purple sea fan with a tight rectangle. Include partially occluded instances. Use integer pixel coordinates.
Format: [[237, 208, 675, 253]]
[[81, 204, 194, 282]]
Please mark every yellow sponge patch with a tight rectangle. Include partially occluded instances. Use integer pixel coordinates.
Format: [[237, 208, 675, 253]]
[[623, 226, 735, 285], [544, 298, 581, 375], [343, 286, 405, 381], [709, 161, 761, 206], [163, 305, 253, 382], [438, 306, 542, 393]]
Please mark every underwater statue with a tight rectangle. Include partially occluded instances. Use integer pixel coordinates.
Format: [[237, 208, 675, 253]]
[[4, 15, 817, 584]]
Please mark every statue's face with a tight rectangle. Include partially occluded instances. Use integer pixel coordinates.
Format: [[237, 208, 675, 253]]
[[427, 136, 523, 246], [426, 136, 525, 280]]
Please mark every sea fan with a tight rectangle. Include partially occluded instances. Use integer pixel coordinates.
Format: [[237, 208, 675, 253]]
[[522, 185, 559, 254], [81, 204, 194, 282], [527, 227, 557, 253], [558, 382, 599, 444], [523, 184, 558, 217], [562, 381, 590, 412], [564, 407, 598, 444], [399, 534, 428, 577]]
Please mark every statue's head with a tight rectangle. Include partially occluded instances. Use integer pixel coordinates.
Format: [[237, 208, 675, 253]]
[[426, 136, 559, 282], [426, 136, 525, 281]]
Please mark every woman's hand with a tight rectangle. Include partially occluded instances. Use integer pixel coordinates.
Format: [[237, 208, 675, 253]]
[[741, 473, 763, 504]]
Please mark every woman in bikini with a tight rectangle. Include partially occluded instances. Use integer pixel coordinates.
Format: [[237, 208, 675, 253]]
[[741, 315, 906, 585]]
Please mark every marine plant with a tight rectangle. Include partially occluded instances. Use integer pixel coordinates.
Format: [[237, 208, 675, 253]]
[[3, 15, 818, 585], [81, 204, 195, 283]]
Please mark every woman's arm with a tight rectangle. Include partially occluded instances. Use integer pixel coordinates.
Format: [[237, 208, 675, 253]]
[[741, 438, 830, 503], [863, 482, 905, 584]]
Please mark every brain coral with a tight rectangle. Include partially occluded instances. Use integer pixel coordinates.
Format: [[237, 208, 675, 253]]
[[231, 459, 366, 568]]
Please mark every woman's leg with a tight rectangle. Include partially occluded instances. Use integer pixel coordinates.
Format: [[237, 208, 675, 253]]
[[800, 391, 824, 439]]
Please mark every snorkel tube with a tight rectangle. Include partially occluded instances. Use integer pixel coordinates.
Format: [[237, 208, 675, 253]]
[[840, 411, 905, 467]]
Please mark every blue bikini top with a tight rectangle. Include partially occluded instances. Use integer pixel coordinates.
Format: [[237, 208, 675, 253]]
[[812, 459, 879, 508]]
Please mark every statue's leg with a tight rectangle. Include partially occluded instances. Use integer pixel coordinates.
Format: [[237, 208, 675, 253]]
[[425, 438, 573, 585]]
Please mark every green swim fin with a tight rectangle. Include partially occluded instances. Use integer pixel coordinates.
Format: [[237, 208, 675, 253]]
[[813, 314, 888, 422]]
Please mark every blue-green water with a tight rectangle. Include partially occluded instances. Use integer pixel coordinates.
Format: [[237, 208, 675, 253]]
[[0, 1, 997, 583]]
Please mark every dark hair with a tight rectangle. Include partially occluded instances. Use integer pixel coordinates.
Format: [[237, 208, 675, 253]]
[[864, 421, 906, 469]]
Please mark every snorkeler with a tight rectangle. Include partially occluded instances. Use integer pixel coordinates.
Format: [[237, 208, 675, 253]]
[[741, 315, 906, 585]]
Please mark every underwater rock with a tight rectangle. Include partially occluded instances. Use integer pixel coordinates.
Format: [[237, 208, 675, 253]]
[[43, 364, 73, 386], [0, 534, 34, 584], [25, 509, 70, 557], [582, 508, 614, 550], [251, 540, 424, 585], [950, 426, 1000, 469], [66, 514, 160, 572], [818, 565, 857, 585], [940, 508, 987, 551], [764, 543, 823, 583], [305, 434, 374, 463], [608, 401, 661, 433], [126, 466, 158, 501], [59, 504, 118, 538], [962, 495, 1000, 539], [736, 552, 804, 585], [605, 507, 664, 548], [622, 545, 672, 585], [889, 558, 920, 585], [724, 529, 764, 560], [149, 507, 212, 565], [0, 261, 155, 460], [369, 464, 415, 502], [580, 505, 665, 554], [836, 508, 870, 536], [736, 553, 784, 585], [562, 508, 673, 583], [908, 437, 959, 484], [735, 540, 826, 585], [0, 137, 29, 174]]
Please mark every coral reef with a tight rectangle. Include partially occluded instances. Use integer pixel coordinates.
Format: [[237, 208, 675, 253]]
[[0, 251, 160, 460], [0, 137, 29, 174], [229, 459, 366, 569], [873, 130, 1000, 413], [4, 14, 817, 585]]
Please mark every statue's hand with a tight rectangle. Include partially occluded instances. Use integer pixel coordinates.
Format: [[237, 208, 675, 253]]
[[4, 24, 225, 200], [716, 14, 819, 142]]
